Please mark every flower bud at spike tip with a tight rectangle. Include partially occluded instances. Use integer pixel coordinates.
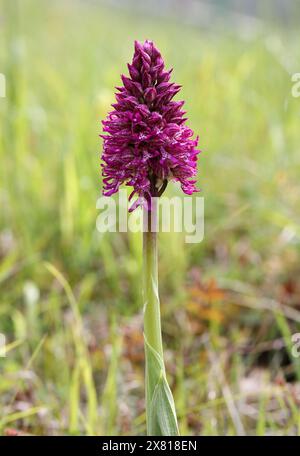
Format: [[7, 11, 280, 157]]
[[101, 40, 200, 210]]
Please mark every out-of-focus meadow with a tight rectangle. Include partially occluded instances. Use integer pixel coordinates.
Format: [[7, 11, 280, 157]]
[[0, 0, 300, 436]]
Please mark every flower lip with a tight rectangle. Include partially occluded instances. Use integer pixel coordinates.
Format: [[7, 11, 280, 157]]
[[101, 40, 200, 210]]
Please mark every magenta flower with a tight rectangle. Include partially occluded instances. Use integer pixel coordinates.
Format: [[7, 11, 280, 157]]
[[101, 40, 200, 210]]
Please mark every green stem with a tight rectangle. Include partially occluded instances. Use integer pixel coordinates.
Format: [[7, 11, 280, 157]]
[[143, 208, 163, 358], [143, 202, 179, 436]]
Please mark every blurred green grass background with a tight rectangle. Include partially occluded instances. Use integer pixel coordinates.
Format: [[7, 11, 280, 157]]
[[0, 0, 300, 435]]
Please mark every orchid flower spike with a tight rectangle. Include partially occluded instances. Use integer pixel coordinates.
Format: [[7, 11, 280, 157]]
[[101, 40, 200, 211]]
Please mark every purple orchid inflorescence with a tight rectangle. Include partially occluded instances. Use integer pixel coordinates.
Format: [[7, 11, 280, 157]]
[[101, 40, 200, 210]]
